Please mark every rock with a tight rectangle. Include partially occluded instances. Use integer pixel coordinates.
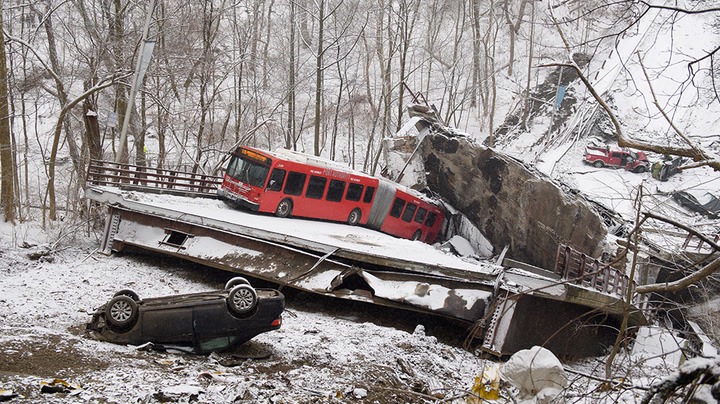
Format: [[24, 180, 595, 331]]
[[421, 134, 607, 270]]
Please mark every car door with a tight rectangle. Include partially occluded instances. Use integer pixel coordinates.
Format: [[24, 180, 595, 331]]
[[192, 301, 241, 353], [141, 306, 194, 343]]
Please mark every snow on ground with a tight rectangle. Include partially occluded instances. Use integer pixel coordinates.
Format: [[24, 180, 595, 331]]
[[0, 217, 683, 403], [2, 5, 718, 402], [0, 220, 494, 402]]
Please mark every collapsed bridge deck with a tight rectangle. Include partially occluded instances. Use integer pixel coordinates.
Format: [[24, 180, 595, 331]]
[[85, 161, 647, 357]]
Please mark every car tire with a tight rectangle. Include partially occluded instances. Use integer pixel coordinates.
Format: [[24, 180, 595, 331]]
[[411, 230, 422, 241], [593, 160, 604, 168], [635, 166, 647, 173], [225, 276, 250, 290], [227, 284, 258, 316], [113, 289, 140, 302], [275, 199, 293, 218], [347, 209, 361, 226], [105, 295, 139, 330]]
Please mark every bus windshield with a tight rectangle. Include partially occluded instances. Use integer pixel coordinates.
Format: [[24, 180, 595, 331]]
[[226, 156, 270, 188]]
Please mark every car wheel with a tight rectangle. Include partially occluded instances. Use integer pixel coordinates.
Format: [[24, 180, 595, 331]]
[[113, 289, 140, 302], [592, 160, 604, 168], [411, 230, 422, 241], [227, 284, 258, 315], [225, 276, 250, 290], [635, 166, 647, 173], [347, 209, 361, 226], [275, 199, 293, 218], [105, 295, 139, 329]]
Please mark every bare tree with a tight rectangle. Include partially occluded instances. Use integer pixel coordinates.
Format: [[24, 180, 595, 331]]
[[313, 0, 326, 157], [503, 0, 528, 76], [394, 0, 421, 132], [287, 0, 297, 150], [0, 0, 15, 223]]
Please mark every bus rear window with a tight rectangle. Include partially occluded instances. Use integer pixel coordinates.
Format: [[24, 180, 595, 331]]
[[425, 212, 438, 227], [346, 183, 363, 201], [414, 207, 427, 224], [284, 172, 306, 196], [402, 203, 417, 222], [363, 186, 376, 203], [326, 180, 346, 202], [390, 198, 406, 218], [306, 176, 327, 199]]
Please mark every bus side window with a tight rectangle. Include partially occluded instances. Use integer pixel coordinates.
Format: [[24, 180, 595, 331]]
[[267, 168, 286, 192], [425, 212, 437, 227], [247, 164, 270, 187], [346, 183, 363, 201], [389, 198, 405, 218], [284, 171, 306, 196], [363, 186, 376, 203], [402, 203, 417, 222], [414, 207, 428, 224], [306, 176, 327, 199], [326, 180, 346, 202]]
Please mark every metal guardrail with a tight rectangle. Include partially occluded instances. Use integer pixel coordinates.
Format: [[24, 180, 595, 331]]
[[682, 232, 720, 253], [86, 160, 222, 197], [554, 244, 645, 305]]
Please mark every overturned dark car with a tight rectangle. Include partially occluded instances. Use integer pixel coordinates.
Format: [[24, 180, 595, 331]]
[[86, 277, 284, 354]]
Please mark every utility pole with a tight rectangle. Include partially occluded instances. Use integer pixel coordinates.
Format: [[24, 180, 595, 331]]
[[116, 0, 157, 163]]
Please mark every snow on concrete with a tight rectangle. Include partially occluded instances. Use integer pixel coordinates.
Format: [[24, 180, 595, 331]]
[[631, 326, 688, 369], [94, 185, 500, 276]]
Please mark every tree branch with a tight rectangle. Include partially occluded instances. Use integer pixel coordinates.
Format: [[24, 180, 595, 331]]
[[637, 53, 712, 162], [546, 3, 720, 172], [642, 211, 720, 252], [636, 256, 720, 294]]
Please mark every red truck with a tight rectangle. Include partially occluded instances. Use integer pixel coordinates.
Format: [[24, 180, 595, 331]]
[[583, 145, 650, 173]]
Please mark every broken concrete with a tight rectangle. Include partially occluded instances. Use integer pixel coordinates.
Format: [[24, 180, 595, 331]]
[[420, 134, 608, 270]]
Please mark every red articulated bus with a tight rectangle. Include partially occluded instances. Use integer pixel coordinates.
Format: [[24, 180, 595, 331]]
[[217, 146, 445, 244]]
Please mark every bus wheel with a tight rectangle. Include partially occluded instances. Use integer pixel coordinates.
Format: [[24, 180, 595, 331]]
[[347, 209, 361, 226], [275, 199, 293, 218], [411, 230, 422, 241]]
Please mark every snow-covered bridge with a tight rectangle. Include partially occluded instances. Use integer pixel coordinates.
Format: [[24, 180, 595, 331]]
[[85, 161, 647, 357]]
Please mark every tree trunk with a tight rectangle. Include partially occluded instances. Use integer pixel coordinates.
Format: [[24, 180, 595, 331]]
[[372, 0, 392, 176], [83, 96, 102, 162], [471, 0, 481, 109], [43, 13, 71, 222], [262, 0, 275, 90], [0, 0, 15, 223], [136, 79, 147, 167], [330, 51, 343, 161], [298, 0, 312, 47], [112, 0, 127, 163], [521, 0, 535, 130], [504, 0, 528, 77], [313, 0, 325, 156], [287, 0, 296, 150], [395, 1, 419, 131]]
